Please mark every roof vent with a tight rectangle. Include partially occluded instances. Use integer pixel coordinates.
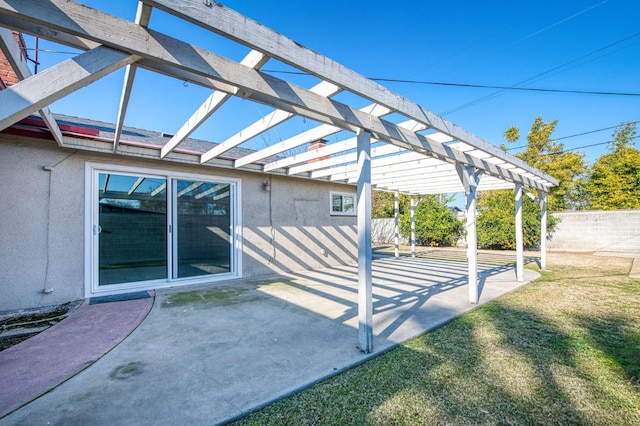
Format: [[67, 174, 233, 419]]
[[161, 132, 174, 138]]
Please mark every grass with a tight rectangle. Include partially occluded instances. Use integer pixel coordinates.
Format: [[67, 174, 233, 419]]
[[232, 252, 640, 425]]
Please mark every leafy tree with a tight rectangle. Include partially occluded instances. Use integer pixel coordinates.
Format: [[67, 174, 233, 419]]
[[476, 189, 558, 249], [475, 116, 571, 250], [398, 194, 463, 247], [371, 190, 410, 219], [505, 116, 586, 211], [582, 122, 640, 210]]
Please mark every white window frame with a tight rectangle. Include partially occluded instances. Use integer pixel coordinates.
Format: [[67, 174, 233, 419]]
[[330, 191, 356, 216], [84, 162, 242, 298]]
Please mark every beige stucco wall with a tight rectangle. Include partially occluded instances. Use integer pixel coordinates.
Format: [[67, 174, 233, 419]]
[[0, 136, 356, 313]]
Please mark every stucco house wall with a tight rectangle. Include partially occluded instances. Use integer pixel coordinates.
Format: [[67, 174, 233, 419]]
[[0, 134, 357, 313]]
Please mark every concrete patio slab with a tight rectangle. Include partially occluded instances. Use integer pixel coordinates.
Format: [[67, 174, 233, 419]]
[[0, 255, 537, 425]]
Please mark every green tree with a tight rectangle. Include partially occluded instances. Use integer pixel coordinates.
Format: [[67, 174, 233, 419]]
[[476, 189, 558, 249], [475, 116, 571, 250], [371, 190, 410, 219], [398, 194, 463, 247], [583, 121, 640, 210], [505, 116, 587, 211]]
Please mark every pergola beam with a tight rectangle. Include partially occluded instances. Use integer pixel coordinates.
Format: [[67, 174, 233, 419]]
[[0, 0, 554, 191], [233, 101, 387, 169], [265, 138, 357, 172], [161, 50, 268, 159], [0, 45, 139, 132], [0, 27, 63, 146], [113, 1, 152, 152], [317, 152, 426, 180], [144, 0, 559, 187], [201, 80, 340, 164], [288, 143, 404, 176]]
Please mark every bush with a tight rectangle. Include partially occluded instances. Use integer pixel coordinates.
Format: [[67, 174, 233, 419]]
[[399, 195, 463, 247], [476, 189, 558, 250]]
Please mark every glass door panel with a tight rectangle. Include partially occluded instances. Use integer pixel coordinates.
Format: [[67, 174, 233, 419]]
[[98, 173, 167, 285], [174, 180, 231, 278]]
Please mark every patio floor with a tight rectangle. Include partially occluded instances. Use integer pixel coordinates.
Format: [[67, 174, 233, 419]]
[[0, 250, 539, 425]]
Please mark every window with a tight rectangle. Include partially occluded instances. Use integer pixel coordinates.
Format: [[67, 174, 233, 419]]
[[331, 192, 356, 216]]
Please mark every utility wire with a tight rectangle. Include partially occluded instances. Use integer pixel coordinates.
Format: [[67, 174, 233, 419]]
[[547, 134, 639, 155], [368, 78, 640, 97], [506, 121, 639, 151], [263, 69, 640, 97], [440, 31, 640, 115], [440, 32, 640, 116]]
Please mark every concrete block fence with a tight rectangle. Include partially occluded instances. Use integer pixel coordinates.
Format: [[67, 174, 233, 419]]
[[372, 209, 640, 254]]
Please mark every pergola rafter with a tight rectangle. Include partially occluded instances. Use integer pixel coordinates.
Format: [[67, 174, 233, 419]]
[[0, 27, 63, 146], [0, 0, 558, 193]]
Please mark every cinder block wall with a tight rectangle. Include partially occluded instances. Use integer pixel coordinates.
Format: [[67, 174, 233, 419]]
[[549, 210, 640, 254], [373, 210, 640, 254], [372, 218, 408, 245]]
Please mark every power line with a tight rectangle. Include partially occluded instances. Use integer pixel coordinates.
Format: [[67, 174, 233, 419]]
[[440, 31, 640, 116], [506, 121, 639, 151], [263, 70, 640, 97], [368, 78, 640, 97], [548, 134, 639, 155]]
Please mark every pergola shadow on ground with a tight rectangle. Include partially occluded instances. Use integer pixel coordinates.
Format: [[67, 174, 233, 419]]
[[0, 253, 539, 425]]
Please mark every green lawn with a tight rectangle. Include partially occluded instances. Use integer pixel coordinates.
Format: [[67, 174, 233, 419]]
[[232, 252, 640, 425]]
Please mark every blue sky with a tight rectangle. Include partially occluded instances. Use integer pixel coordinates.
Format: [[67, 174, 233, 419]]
[[25, 0, 640, 166]]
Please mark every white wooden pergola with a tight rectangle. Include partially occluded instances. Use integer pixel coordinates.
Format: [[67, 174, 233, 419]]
[[0, 0, 557, 353]]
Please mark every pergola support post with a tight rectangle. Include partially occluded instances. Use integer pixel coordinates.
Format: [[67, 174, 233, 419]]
[[410, 195, 416, 258], [515, 183, 524, 282], [538, 190, 548, 270], [456, 163, 482, 304], [357, 129, 373, 353], [394, 191, 400, 259]]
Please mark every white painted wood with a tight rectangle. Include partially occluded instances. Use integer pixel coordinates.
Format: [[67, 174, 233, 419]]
[[145, 0, 558, 187], [539, 190, 548, 270], [0, 0, 555, 191], [264, 116, 419, 173], [201, 80, 340, 164], [288, 144, 403, 176], [515, 183, 524, 282], [0, 27, 64, 146], [356, 129, 373, 353], [163, 50, 268, 159], [314, 151, 425, 180], [114, 64, 138, 152], [265, 138, 357, 172], [456, 163, 482, 304], [410, 195, 416, 258], [0, 46, 138, 132], [233, 101, 387, 169], [113, 1, 152, 152], [394, 191, 399, 259]]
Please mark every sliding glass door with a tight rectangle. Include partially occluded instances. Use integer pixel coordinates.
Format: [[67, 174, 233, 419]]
[[98, 173, 168, 285], [89, 165, 240, 295], [173, 180, 231, 279]]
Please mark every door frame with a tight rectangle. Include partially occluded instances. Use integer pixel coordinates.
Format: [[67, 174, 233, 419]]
[[84, 162, 243, 298]]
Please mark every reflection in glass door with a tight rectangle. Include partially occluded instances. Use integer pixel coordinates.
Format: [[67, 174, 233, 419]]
[[98, 173, 168, 285], [92, 167, 238, 292], [174, 180, 231, 278]]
